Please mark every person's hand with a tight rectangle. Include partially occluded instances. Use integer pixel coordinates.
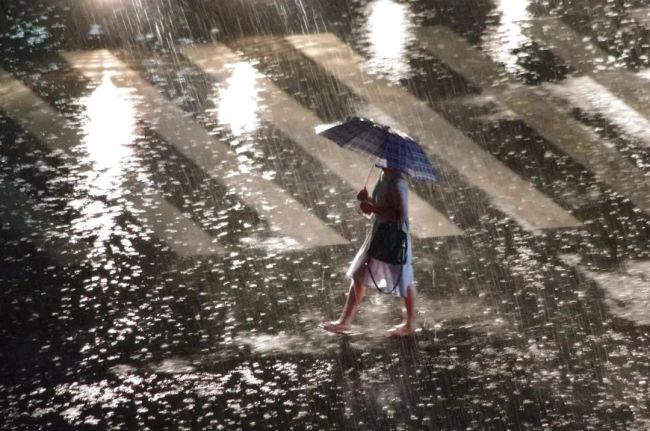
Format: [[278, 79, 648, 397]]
[[356, 187, 369, 202], [360, 201, 374, 215]]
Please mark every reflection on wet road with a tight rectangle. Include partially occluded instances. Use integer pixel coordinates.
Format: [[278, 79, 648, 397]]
[[364, 0, 415, 81], [1, 0, 650, 429]]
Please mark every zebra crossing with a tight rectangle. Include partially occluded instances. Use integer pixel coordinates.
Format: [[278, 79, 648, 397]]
[[181, 42, 462, 238], [419, 27, 650, 214], [285, 33, 582, 231], [416, 26, 650, 216], [0, 25, 648, 263], [63, 50, 347, 250], [0, 68, 222, 257], [526, 16, 650, 133]]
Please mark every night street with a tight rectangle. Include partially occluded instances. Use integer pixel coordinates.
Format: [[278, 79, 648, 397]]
[[1, 0, 650, 429]]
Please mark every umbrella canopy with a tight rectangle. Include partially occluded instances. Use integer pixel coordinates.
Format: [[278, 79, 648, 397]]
[[315, 117, 437, 183]]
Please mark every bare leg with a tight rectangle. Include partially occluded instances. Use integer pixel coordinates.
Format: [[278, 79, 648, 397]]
[[322, 270, 366, 333], [390, 286, 416, 336], [338, 276, 366, 325]]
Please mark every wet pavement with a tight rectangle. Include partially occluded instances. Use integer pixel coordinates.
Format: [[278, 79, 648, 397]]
[[1, 0, 650, 429]]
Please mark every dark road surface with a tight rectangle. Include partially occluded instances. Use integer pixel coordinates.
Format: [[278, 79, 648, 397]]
[[1, 1, 650, 429]]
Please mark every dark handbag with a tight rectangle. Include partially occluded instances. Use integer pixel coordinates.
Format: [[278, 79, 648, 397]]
[[368, 222, 407, 265], [367, 222, 407, 294]]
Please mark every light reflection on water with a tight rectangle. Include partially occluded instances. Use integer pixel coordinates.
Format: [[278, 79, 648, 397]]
[[78, 72, 136, 198], [363, 0, 414, 82], [211, 61, 263, 176], [70, 72, 137, 258], [215, 62, 261, 137], [482, 0, 532, 73]]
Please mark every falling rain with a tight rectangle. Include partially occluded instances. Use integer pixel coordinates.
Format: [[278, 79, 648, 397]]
[[1, 0, 650, 429]]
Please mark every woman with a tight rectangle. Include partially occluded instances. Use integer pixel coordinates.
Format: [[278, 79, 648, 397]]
[[322, 166, 416, 336]]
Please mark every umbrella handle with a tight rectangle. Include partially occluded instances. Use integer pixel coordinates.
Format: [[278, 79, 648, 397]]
[[364, 164, 375, 189]]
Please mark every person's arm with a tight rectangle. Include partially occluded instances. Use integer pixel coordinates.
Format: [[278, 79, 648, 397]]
[[359, 185, 400, 220]]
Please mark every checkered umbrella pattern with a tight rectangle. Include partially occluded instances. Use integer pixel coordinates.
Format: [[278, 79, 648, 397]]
[[316, 117, 437, 183]]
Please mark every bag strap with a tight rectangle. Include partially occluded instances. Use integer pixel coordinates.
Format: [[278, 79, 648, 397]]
[[366, 259, 403, 294]]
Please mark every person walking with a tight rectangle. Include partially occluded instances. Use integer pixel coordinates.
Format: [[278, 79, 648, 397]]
[[322, 165, 416, 336], [315, 117, 437, 337]]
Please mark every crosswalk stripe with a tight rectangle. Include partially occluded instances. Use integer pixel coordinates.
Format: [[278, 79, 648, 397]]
[[0, 177, 82, 265], [0, 68, 223, 257], [182, 43, 462, 239], [63, 50, 347, 249], [0, 69, 79, 152], [629, 8, 650, 24], [526, 18, 611, 73], [629, 10, 650, 82], [560, 254, 650, 326], [286, 33, 581, 231], [526, 17, 650, 131], [416, 26, 650, 216], [543, 75, 650, 149], [129, 192, 223, 256]]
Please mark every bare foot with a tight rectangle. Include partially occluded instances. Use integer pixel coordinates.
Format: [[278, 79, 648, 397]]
[[320, 321, 352, 334], [389, 323, 416, 337]]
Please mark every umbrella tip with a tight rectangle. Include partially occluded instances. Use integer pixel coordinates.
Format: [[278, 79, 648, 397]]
[[314, 122, 335, 134]]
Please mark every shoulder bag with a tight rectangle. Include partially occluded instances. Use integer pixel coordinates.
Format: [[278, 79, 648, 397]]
[[366, 220, 407, 294]]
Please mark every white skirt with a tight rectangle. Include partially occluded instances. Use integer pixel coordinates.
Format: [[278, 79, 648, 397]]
[[346, 218, 414, 298]]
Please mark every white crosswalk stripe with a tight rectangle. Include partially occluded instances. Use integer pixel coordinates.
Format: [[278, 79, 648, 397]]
[[416, 26, 650, 216], [561, 254, 650, 326], [129, 194, 224, 256], [526, 18, 612, 73], [526, 17, 650, 135], [629, 7, 650, 24], [286, 33, 581, 231], [63, 50, 347, 249], [0, 68, 224, 257], [182, 42, 462, 239], [543, 75, 650, 150]]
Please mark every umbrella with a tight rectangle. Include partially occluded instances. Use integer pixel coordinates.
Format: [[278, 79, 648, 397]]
[[315, 117, 437, 183]]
